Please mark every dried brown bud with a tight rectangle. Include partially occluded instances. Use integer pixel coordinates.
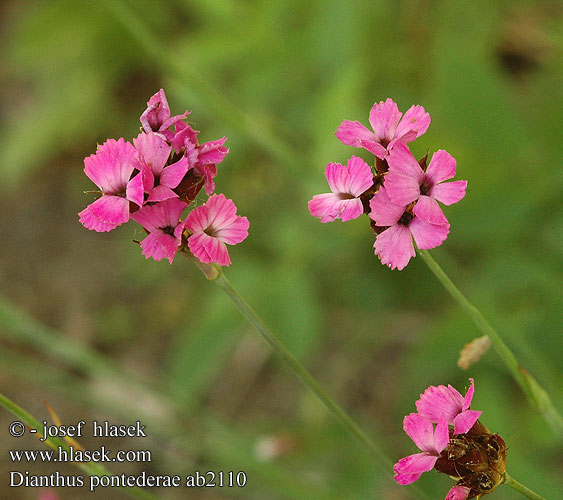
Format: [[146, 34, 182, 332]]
[[434, 420, 506, 499], [174, 170, 205, 204], [458, 335, 492, 370]]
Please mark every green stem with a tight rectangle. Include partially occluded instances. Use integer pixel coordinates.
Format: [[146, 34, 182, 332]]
[[190, 258, 429, 499], [417, 249, 563, 435], [504, 473, 546, 500], [0, 392, 162, 500], [193, 259, 388, 462]]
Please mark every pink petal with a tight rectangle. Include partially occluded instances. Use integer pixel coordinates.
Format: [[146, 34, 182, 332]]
[[126, 171, 145, 207], [133, 132, 171, 175], [393, 453, 438, 484], [345, 156, 374, 195], [84, 139, 136, 193], [339, 199, 365, 222], [139, 230, 179, 264], [386, 142, 424, 180], [204, 193, 238, 229], [384, 172, 422, 206], [309, 194, 363, 223], [368, 98, 402, 142], [160, 110, 190, 132], [197, 137, 229, 165], [413, 196, 448, 225], [324, 157, 373, 197], [409, 217, 450, 250], [147, 185, 178, 202], [445, 485, 470, 500], [131, 207, 158, 232], [215, 215, 250, 245], [335, 120, 387, 158], [403, 413, 435, 452], [174, 218, 189, 240], [170, 122, 199, 153], [453, 410, 482, 435], [183, 201, 210, 233], [394, 104, 431, 141], [393, 471, 425, 485], [97, 137, 138, 168], [463, 378, 476, 410], [325, 162, 349, 194], [188, 232, 231, 266], [140, 89, 170, 132], [159, 197, 188, 227], [415, 384, 465, 424], [141, 164, 155, 194], [430, 180, 467, 206], [78, 195, 129, 232], [369, 187, 405, 227], [425, 150, 456, 184], [387, 130, 418, 151], [131, 198, 187, 231], [309, 193, 340, 222], [374, 224, 415, 271], [160, 156, 191, 189], [195, 164, 217, 195], [433, 417, 450, 453], [185, 194, 248, 237]]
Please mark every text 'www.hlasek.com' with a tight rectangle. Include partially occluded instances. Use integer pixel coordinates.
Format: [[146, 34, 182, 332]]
[[8, 419, 247, 492]]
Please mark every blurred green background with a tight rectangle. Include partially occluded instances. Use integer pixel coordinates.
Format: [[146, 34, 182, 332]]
[[0, 0, 561, 499]]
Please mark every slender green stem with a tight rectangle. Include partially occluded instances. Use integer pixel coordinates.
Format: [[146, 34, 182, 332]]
[[0, 392, 162, 500], [418, 249, 563, 435], [504, 473, 546, 500], [192, 259, 388, 462], [189, 257, 429, 499]]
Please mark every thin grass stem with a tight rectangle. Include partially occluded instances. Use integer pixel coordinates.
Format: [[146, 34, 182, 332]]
[[504, 473, 546, 500], [417, 249, 563, 435], [189, 257, 429, 500]]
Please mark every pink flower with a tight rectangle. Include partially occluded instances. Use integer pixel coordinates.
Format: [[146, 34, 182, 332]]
[[308, 156, 373, 223], [133, 132, 190, 202], [184, 194, 249, 266], [393, 413, 449, 485], [445, 485, 470, 500], [193, 138, 229, 195], [336, 98, 430, 159], [130, 198, 188, 264], [415, 378, 482, 435], [170, 121, 229, 195], [140, 89, 188, 139], [78, 138, 144, 232], [385, 143, 467, 225], [369, 186, 449, 270]]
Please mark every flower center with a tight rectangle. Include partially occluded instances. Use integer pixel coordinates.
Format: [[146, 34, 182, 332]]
[[204, 226, 217, 238], [398, 211, 414, 226], [419, 176, 433, 196], [162, 226, 175, 236], [337, 193, 355, 200]]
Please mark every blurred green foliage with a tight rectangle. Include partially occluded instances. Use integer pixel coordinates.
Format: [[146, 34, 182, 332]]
[[0, 0, 561, 498]]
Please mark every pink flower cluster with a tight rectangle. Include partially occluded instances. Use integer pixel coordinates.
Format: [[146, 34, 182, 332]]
[[394, 379, 484, 500], [79, 89, 249, 265], [309, 98, 467, 270]]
